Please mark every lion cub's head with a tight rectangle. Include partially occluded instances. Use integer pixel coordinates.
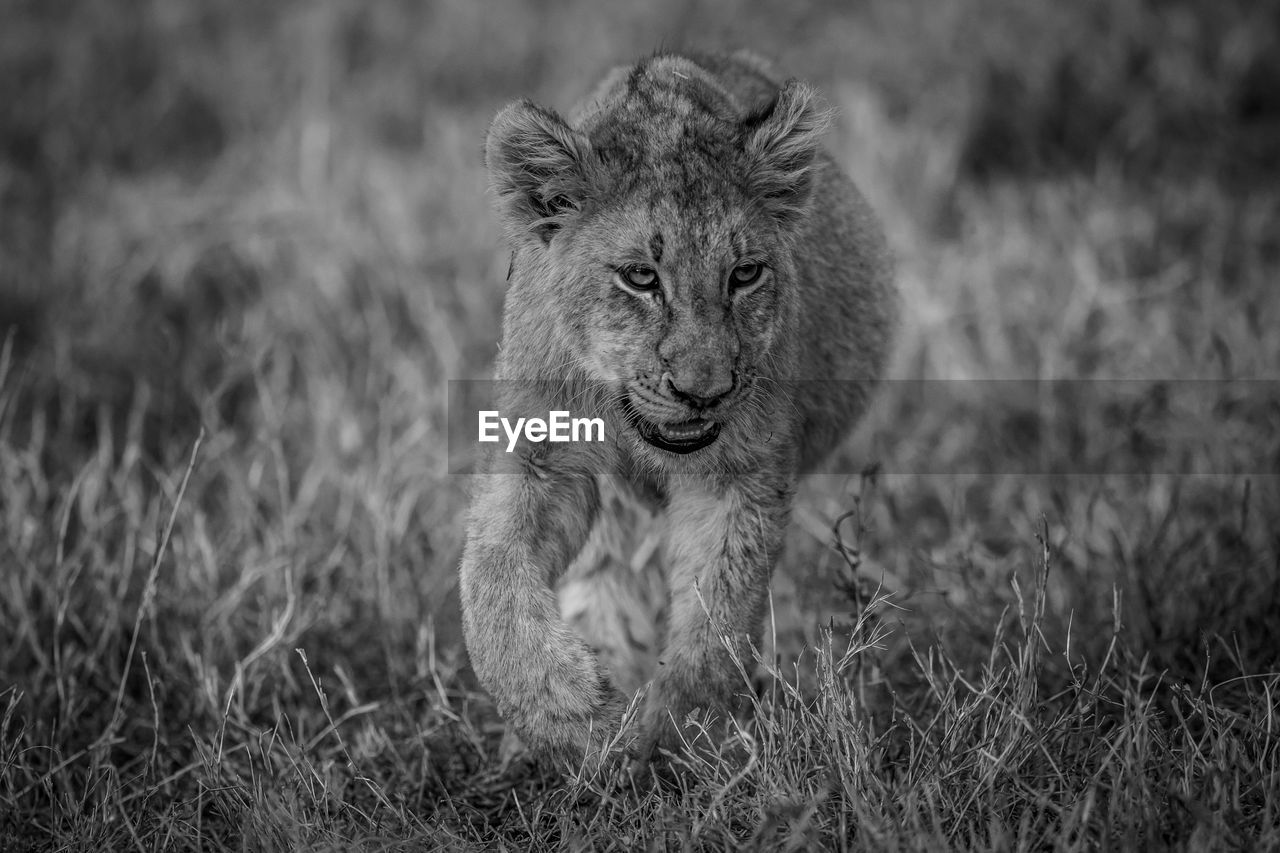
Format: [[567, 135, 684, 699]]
[[486, 55, 828, 459]]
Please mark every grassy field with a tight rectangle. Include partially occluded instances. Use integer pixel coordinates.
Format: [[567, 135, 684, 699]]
[[2, 0, 1278, 849]]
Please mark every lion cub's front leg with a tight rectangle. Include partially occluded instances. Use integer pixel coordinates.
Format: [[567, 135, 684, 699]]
[[636, 465, 795, 759], [459, 458, 625, 764]]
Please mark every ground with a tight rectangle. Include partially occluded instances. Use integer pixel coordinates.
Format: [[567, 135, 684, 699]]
[[1, 0, 1278, 849]]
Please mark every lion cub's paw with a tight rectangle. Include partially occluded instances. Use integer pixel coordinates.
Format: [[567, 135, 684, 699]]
[[522, 700, 630, 772]]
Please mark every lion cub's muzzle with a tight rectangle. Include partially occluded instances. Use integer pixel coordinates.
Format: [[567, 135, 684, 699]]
[[623, 372, 751, 454]]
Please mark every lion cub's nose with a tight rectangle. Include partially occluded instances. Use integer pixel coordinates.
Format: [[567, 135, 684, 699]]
[[667, 369, 734, 410]]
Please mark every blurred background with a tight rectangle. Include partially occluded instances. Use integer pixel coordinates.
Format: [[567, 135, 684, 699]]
[[1, 0, 1278, 842]]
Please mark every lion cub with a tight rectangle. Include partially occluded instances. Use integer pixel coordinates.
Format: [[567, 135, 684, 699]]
[[460, 50, 897, 765]]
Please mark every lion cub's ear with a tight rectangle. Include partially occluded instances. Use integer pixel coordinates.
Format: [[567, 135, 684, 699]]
[[741, 81, 831, 225], [486, 100, 593, 244]]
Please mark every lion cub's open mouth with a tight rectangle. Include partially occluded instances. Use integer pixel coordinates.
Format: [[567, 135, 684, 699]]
[[624, 400, 721, 454]]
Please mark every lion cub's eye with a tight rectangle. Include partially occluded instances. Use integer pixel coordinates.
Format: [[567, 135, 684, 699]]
[[620, 264, 660, 291], [730, 262, 764, 288]]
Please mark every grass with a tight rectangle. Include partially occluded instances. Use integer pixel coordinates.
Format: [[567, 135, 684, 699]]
[[1, 0, 1278, 849]]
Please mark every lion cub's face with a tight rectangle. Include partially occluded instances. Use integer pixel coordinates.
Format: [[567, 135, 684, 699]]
[[565, 198, 787, 456], [487, 58, 828, 458]]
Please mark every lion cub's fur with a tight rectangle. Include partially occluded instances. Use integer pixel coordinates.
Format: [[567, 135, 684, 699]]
[[461, 50, 897, 764]]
